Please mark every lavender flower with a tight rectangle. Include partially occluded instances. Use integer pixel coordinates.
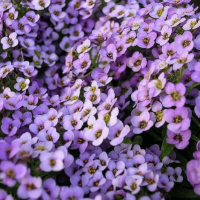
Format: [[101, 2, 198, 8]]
[[0, 161, 27, 186], [1, 33, 18, 49], [40, 150, 64, 172], [17, 176, 42, 199], [162, 82, 186, 108]]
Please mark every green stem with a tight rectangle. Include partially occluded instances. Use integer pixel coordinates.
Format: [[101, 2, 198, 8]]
[[186, 82, 200, 96], [191, 134, 199, 142], [82, 71, 92, 79], [145, 57, 155, 59], [192, 115, 200, 127]]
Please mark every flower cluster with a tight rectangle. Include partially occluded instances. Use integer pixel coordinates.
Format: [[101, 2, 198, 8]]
[[1, 0, 200, 199]]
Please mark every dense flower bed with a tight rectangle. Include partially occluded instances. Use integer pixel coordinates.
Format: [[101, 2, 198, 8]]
[[1, 0, 200, 199]]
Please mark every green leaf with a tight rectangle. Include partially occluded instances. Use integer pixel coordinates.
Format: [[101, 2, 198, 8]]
[[160, 133, 174, 160], [186, 82, 200, 96], [147, 130, 162, 141], [132, 136, 143, 145], [123, 138, 132, 144], [191, 134, 199, 142], [174, 150, 188, 170], [161, 124, 167, 139], [170, 188, 199, 198], [114, 195, 123, 200], [192, 115, 200, 127]]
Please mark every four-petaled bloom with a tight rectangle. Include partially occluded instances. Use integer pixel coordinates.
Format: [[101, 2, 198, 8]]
[[162, 82, 186, 108], [1, 33, 18, 50], [131, 111, 153, 134], [40, 151, 65, 172]]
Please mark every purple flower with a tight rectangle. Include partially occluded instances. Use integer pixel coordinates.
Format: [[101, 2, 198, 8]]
[[160, 42, 177, 60], [40, 150, 64, 172], [81, 100, 97, 122], [3, 7, 18, 26], [73, 53, 91, 74], [172, 50, 194, 70], [88, 171, 106, 192], [24, 95, 38, 110], [191, 62, 200, 83], [128, 16, 144, 31], [183, 18, 200, 30], [1, 117, 20, 136], [165, 107, 191, 132], [48, 5, 66, 22], [168, 167, 183, 182], [0, 99, 3, 111], [156, 25, 172, 46], [166, 14, 186, 27], [4, 95, 24, 111], [123, 31, 138, 47], [71, 130, 88, 153], [70, 171, 89, 193], [137, 31, 157, 49], [157, 174, 174, 192], [28, 81, 47, 98], [0, 161, 27, 187], [63, 130, 74, 148], [32, 0, 50, 10], [17, 176, 42, 199], [99, 107, 119, 127], [77, 39, 91, 56], [16, 143, 33, 160], [97, 89, 116, 115], [102, 44, 117, 62], [76, 151, 95, 168], [151, 101, 166, 128], [41, 178, 60, 200], [166, 129, 191, 149], [60, 186, 84, 200], [63, 112, 83, 131], [46, 108, 62, 126], [33, 142, 53, 158], [127, 51, 147, 72], [64, 6, 78, 24], [131, 111, 153, 134], [13, 111, 32, 127], [108, 120, 130, 146], [127, 163, 148, 176], [25, 11, 40, 26], [37, 127, 59, 143], [59, 37, 73, 52], [84, 119, 109, 146], [0, 64, 14, 78], [116, 39, 128, 57], [162, 82, 186, 108], [105, 160, 125, 180], [175, 31, 193, 53], [1, 32, 18, 50], [187, 159, 200, 186], [111, 56, 127, 74], [29, 115, 51, 135], [149, 3, 169, 19], [22, 65, 37, 77], [142, 171, 159, 192], [124, 175, 143, 194], [69, 24, 84, 41], [18, 37, 35, 50], [0, 189, 13, 200], [98, 152, 110, 171], [194, 34, 200, 50], [12, 17, 31, 35], [14, 77, 30, 91], [148, 72, 166, 97]]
